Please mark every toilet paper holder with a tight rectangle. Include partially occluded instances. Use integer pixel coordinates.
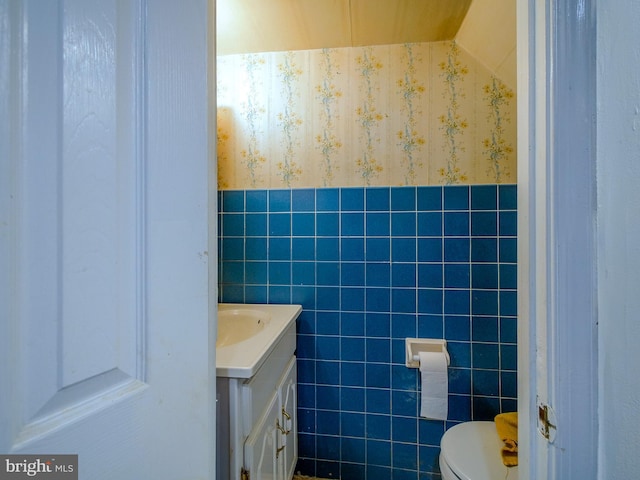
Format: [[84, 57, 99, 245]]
[[405, 338, 450, 368]]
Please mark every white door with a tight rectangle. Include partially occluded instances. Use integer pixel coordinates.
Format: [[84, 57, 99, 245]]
[[244, 392, 281, 480], [0, 1, 216, 478], [279, 359, 297, 480]]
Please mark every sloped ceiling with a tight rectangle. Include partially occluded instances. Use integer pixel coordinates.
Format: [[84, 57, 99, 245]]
[[216, 0, 473, 55]]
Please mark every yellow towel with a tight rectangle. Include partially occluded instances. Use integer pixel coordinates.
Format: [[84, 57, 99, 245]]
[[495, 412, 518, 467]]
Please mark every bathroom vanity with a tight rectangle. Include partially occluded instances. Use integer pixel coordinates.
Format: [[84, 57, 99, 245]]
[[216, 304, 302, 480]]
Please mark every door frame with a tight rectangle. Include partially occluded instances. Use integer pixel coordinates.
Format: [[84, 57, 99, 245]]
[[517, 1, 598, 479]]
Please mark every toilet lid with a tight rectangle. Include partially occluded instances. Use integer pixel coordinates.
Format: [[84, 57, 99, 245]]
[[440, 421, 518, 480]]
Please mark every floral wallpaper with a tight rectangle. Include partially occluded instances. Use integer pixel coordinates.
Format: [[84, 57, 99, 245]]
[[217, 41, 516, 189]]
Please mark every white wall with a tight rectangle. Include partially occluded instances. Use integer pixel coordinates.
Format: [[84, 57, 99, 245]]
[[597, 0, 640, 478]]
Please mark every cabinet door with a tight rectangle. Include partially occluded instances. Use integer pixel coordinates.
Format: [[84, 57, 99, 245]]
[[244, 391, 282, 480], [278, 358, 298, 480]]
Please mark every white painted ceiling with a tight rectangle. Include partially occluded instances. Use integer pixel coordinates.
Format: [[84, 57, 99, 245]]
[[216, 0, 474, 55]]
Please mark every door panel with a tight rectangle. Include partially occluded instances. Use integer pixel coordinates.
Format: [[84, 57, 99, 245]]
[[244, 392, 280, 480]]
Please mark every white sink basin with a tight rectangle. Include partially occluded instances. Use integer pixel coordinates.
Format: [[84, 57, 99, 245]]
[[216, 303, 302, 378]]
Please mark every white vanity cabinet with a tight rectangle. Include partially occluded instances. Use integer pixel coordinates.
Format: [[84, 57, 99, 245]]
[[217, 319, 298, 480]]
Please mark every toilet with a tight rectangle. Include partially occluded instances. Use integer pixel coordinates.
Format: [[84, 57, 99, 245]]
[[439, 421, 519, 480]]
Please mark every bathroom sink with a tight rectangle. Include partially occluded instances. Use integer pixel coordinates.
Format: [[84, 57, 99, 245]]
[[217, 308, 270, 347], [216, 303, 302, 378]]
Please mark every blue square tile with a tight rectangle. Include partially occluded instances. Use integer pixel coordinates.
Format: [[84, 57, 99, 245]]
[[392, 288, 417, 313], [366, 338, 391, 363], [417, 212, 442, 236], [341, 387, 365, 412], [391, 339, 407, 364], [268, 237, 291, 260], [316, 360, 340, 385], [392, 389, 418, 416], [342, 362, 365, 386], [317, 188, 339, 211], [317, 286, 340, 310], [444, 185, 469, 210], [342, 287, 365, 312], [297, 311, 315, 334], [222, 190, 244, 212], [447, 394, 472, 422], [391, 212, 417, 236], [418, 419, 445, 446], [342, 187, 364, 211], [392, 416, 418, 443], [245, 237, 267, 260], [417, 186, 442, 211], [445, 315, 470, 341], [500, 318, 517, 343], [499, 184, 517, 210], [391, 314, 417, 339], [221, 238, 244, 260], [366, 263, 390, 287], [366, 238, 391, 261], [393, 442, 418, 470], [292, 212, 315, 236], [268, 285, 291, 303], [342, 436, 366, 463], [298, 408, 316, 433], [448, 341, 471, 368], [292, 188, 315, 211], [444, 264, 470, 288], [317, 311, 339, 335], [366, 364, 391, 389], [222, 213, 245, 236], [340, 412, 365, 438], [417, 314, 444, 338], [499, 211, 517, 236], [472, 263, 498, 289], [473, 369, 500, 397], [392, 264, 416, 288], [472, 316, 499, 342], [317, 237, 339, 261], [502, 398, 518, 413], [246, 213, 267, 236], [501, 371, 518, 398], [317, 262, 340, 285], [269, 213, 291, 236], [499, 264, 517, 289], [444, 238, 470, 262], [245, 190, 267, 212], [317, 336, 340, 360], [292, 237, 315, 261], [473, 397, 501, 421], [418, 238, 443, 262], [293, 286, 316, 310], [444, 212, 470, 236], [244, 286, 267, 303], [291, 262, 316, 285], [471, 238, 498, 262], [317, 385, 340, 410], [367, 416, 392, 441], [297, 334, 316, 359], [341, 263, 365, 286], [501, 344, 518, 370], [471, 185, 497, 210], [269, 189, 291, 212], [317, 212, 339, 236], [391, 187, 416, 211], [366, 388, 391, 414], [449, 367, 472, 395], [221, 261, 244, 284], [341, 463, 365, 479], [342, 312, 365, 336], [298, 381, 315, 404], [366, 187, 390, 211], [366, 212, 390, 236], [499, 238, 517, 263], [342, 212, 364, 236], [269, 262, 291, 285], [473, 343, 499, 370], [342, 337, 365, 361], [366, 312, 391, 337], [417, 289, 443, 314], [444, 289, 470, 315], [471, 211, 497, 236], [245, 261, 267, 284], [418, 264, 442, 288], [391, 364, 418, 391], [342, 237, 365, 261], [219, 285, 244, 303], [472, 290, 499, 315], [500, 290, 518, 316], [316, 434, 340, 460], [366, 287, 391, 312], [392, 238, 417, 262]]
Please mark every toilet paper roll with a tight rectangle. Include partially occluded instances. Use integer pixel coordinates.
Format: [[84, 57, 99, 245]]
[[419, 351, 448, 421]]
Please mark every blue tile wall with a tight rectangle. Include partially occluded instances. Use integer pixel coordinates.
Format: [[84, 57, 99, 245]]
[[218, 185, 517, 480]]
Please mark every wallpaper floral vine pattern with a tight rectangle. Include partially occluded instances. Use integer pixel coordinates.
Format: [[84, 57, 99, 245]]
[[217, 41, 516, 189]]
